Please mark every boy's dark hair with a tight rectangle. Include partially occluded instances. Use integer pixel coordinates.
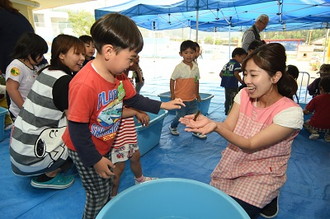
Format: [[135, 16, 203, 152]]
[[232, 48, 247, 58], [287, 65, 299, 80], [248, 40, 265, 52], [11, 32, 48, 63], [319, 76, 330, 93], [79, 35, 93, 44], [180, 40, 196, 53], [91, 13, 143, 53]]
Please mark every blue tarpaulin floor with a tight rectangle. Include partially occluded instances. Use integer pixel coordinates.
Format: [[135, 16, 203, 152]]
[[0, 76, 329, 219]]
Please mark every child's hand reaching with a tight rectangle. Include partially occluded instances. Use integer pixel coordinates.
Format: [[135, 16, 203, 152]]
[[179, 113, 217, 135], [161, 98, 185, 110], [93, 157, 115, 179], [136, 111, 150, 126]]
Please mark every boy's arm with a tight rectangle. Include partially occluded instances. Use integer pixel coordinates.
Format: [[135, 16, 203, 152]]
[[68, 121, 102, 167], [124, 93, 185, 113], [234, 70, 244, 84]]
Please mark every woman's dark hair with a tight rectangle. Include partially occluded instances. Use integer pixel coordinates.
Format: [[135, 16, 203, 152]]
[[242, 43, 297, 99], [91, 13, 143, 54], [48, 34, 85, 74], [11, 32, 48, 63]]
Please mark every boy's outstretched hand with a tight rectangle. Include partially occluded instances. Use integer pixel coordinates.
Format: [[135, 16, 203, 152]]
[[160, 98, 185, 110], [94, 157, 115, 179], [179, 113, 217, 135]]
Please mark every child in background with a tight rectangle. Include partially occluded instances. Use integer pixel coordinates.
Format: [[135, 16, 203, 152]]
[[247, 40, 265, 55], [220, 47, 247, 115], [5, 32, 48, 118], [287, 64, 300, 103], [180, 43, 303, 219], [130, 55, 144, 93], [111, 107, 157, 197], [169, 40, 206, 139], [10, 34, 85, 189], [62, 13, 184, 218], [79, 35, 95, 66], [287, 64, 299, 80], [303, 76, 330, 142], [307, 64, 330, 97], [194, 41, 201, 62]]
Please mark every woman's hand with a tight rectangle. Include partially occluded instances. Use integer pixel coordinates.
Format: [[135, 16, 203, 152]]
[[93, 157, 115, 179], [161, 98, 185, 110], [179, 114, 217, 135]]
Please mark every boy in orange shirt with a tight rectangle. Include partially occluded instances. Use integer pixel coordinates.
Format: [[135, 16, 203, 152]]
[[169, 40, 206, 139]]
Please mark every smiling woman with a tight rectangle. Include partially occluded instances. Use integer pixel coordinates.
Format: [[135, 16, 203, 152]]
[[9, 34, 85, 190], [179, 43, 304, 219]]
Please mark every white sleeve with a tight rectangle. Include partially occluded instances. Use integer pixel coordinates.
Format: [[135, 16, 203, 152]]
[[171, 65, 180, 80], [234, 89, 243, 104], [273, 106, 304, 129]]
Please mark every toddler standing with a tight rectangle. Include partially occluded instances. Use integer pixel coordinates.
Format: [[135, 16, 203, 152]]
[[169, 40, 206, 139], [220, 47, 247, 115]]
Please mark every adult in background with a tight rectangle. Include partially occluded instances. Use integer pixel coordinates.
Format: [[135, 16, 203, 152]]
[[0, 0, 34, 74], [241, 14, 269, 52]]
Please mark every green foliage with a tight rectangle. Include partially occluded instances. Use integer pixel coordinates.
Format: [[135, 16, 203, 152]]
[[67, 10, 95, 36], [264, 29, 327, 44]]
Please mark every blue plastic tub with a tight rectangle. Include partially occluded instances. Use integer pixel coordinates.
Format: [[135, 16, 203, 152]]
[[97, 178, 249, 219], [135, 109, 168, 156], [158, 91, 214, 115], [0, 107, 8, 141]]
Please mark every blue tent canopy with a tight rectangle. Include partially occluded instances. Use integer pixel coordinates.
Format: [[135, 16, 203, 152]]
[[95, 0, 330, 32]]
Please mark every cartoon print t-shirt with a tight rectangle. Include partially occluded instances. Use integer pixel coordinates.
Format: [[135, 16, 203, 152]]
[[63, 63, 136, 155]]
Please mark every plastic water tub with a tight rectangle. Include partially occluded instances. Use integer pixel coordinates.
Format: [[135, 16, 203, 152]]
[[135, 109, 168, 156], [0, 107, 8, 141], [158, 91, 214, 115], [97, 178, 249, 219]]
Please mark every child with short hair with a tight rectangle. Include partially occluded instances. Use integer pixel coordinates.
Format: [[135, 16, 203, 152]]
[[194, 41, 201, 61], [62, 13, 184, 218], [79, 35, 95, 66], [287, 64, 300, 103], [220, 47, 247, 115], [5, 32, 48, 118], [307, 64, 330, 97], [303, 76, 330, 142], [169, 40, 206, 139], [129, 55, 144, 93]]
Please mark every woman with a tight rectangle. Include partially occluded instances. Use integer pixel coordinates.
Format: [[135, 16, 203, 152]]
[[180, 43, 303, 219], [10, 34, 85, 189]]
